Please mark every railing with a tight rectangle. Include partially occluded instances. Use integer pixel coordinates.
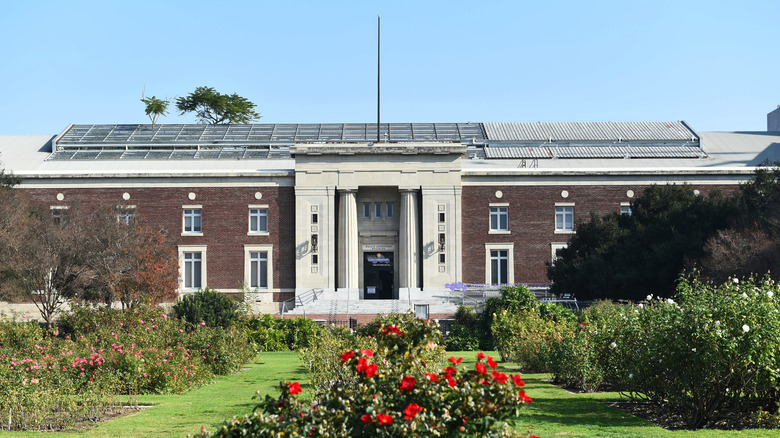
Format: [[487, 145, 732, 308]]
[[280, 288, 323, 318], [447, 283, 578, 312]]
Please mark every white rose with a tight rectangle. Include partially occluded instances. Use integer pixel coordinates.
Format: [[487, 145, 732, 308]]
[[743, 324, 750, 333]]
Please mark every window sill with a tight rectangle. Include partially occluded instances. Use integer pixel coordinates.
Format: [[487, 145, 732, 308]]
[[247, 232, 270, 236], [488, 230, 511, 235], [181, 232, 204, 237], [554, 230, 575, 235]]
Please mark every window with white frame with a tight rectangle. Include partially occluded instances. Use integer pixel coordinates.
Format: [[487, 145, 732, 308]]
[[555, 205, 574, 232], [620, 203, 632, 216], [550, 242, 568, 265], [244, 244, 274, 290], [183, 252, 202, 289], [179, 245, 207, 290], [249, 251, 268, 289], [485, 243, 514, 285], [117, 206, 136, 226], [50, 206, 69, 227], [248, 206, 268, 234], [489, 205, 509, 232], [183, 207, 202, 234]]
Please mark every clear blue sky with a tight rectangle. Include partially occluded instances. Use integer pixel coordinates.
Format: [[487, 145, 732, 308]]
[[0, 0, 777, 135]]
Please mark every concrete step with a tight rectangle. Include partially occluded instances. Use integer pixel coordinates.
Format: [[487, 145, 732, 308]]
[[284, 298, 458, 317]]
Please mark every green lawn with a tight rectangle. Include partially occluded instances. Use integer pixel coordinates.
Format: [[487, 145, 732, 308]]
[[2, 351, 779, 437]]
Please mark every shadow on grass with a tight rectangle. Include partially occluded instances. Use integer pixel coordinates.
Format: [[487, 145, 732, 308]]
[[512, 375, 654, 430]]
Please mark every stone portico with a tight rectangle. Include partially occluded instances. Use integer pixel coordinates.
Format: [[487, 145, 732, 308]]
[[292, 142, 464, 309]]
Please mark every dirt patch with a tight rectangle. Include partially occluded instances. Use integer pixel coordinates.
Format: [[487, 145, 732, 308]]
[[603, 401, 774, 431]]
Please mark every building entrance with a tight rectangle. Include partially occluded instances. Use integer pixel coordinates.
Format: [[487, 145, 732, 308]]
[[363, 252, 394, 299]]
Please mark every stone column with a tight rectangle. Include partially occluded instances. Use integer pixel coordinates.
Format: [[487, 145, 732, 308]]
[[337, 189, 359, 289], [399, 189, 419, 289]]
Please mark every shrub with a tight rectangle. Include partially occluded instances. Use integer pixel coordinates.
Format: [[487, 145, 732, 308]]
[[492, 308, 565, 372], [300, 313, 445, 396], [173, 287, 243, 330], [615, 275, 780, 428], [444, 306, 480, 351], [244, 315, 324, 352], [200, 316, 534, 437]]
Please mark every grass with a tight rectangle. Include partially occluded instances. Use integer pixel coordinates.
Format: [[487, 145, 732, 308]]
[[1, 350, 779, 437]]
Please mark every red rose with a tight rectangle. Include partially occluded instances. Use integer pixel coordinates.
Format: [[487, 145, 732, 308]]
[[383, 325, 404, 335], [377, 413, 393, 426], [443, 366, 457, 376], [477, 352, 485, 359], [365, 363, 378, 378], [361, 413, 373, 424], [403, 403, 423, 420], [446, 375, 457, 387], [475, 362, 488, 374], [400, 375, 416, 391], [360, 348, 374, 357], [448, 356, 463, 365], [487, 356, 498, 369], [519, 390, 533, 403], [340, 350, 354, 364], [425, 372, 439, 382], [288, 381, 302, 395], [492, 370, 508, 384], [512, 374, 525, 387]]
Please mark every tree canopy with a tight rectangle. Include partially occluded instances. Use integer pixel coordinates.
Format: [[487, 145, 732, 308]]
[[547, 184, 740, 301], [0, 193, 179, 326], [141, 95, 170, 126], [175, 86, 260, 124]]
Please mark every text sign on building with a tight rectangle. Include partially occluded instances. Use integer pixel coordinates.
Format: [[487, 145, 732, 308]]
[[362, 245, 394, 252]]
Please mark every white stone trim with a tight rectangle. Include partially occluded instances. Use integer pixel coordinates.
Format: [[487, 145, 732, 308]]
[[178, 245, 207, 291], [244, 244, 274, 291], [484, 243, 514, 285]]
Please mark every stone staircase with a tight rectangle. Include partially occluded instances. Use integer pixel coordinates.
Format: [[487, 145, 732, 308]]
[[282, 296, 459, 323]]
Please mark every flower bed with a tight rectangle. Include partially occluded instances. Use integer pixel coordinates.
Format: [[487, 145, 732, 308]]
[[0, 304, 254, 431], [200, 314, 537, 437]]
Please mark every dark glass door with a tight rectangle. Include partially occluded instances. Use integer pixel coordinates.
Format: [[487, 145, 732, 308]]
[[364, 252, 394, 299]]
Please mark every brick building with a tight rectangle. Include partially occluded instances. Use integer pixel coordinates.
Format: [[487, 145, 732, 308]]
[[2, 120, 779, 320]]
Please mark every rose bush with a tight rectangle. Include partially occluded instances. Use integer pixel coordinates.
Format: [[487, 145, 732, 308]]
[[200, 315, 535, 437], [0, 303, 256, 430]]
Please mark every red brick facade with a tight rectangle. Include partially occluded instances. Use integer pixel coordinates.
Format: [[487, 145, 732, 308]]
[[23, 185, 296, 300], [461, 184, 738, 285]]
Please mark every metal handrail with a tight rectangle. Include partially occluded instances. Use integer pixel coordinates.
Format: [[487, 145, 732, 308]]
[[280, 288, 323, 318]]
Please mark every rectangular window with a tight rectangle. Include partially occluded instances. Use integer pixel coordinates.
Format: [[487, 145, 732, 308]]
[[363, 203, 370, 219], [244, 244, 273, 290], [414, 304, 429, 320], [374, 203, 382, 219], [490, 249, 509, 285], [551, 242, 568, 265], [620, 203, 632, 216], [50, 206, 69, 227], [183, 252, 202, 289], [249, 251, 268, 289], [117, 207, 136, 226], [386, 203, 394, 219], [439, 212, 445, 223], [249, 208, 268, 233], [555, 206, 574, 232], [183, 208, 202, 233], [490, 206, 508, 231]]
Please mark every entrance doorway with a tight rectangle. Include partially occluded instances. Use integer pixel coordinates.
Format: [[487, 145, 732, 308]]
[[363, 252, 394, 299]]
